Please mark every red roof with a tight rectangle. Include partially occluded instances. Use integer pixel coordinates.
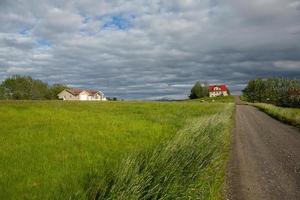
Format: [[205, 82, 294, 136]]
[[66, 88, 99, 95], [209, 85, 228, 92]]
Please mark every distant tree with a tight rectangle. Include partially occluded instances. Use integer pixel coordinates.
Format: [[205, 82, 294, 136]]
[[189, 81, 209, 99], [0, 85, 6, 100], [242, 80, 256, 103], [242, 77, 300, 107], [0, 75, 68, 100], [30, 79, 49, 100], [49, 84, 68, 99], [0, 75, 43, 99], [202, 82, 210, 97], [189, 81, 202, 99], [256, 78, 265, 102], [227, 88, 231, 96]]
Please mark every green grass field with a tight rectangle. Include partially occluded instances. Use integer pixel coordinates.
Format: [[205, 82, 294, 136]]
[[254, 103, 300, 128], [190, 96, 234, 103], [0, 100, 234, 199]]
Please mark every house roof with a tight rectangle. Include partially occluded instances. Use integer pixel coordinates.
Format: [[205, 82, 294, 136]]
[[66, 88, 100, 96], [209, 85, 228, 92]]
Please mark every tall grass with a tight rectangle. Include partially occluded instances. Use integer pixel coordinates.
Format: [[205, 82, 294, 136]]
[[73, 104, 234, 200], [0, 101, 232, 199], [255, 103, 300, 128]]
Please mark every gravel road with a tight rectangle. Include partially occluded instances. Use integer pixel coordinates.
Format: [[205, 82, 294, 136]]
[[226, 97, 300, 200]]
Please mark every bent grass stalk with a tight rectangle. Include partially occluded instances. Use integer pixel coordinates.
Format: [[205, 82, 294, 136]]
[[81, 104, 234, 200], [0, 101, 234, 199]]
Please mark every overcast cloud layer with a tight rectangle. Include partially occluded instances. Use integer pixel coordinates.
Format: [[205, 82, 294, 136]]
[[0, 0, 300, 99]]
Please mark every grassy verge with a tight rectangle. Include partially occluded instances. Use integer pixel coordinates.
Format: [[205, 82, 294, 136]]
[[254, 103, 300, 128], [68, 104, 234, 200], [0, 101, 234, 199]]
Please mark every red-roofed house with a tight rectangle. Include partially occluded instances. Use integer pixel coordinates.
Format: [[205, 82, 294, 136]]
[[209, 85, 229, 97], [57, 88, 106, 101]]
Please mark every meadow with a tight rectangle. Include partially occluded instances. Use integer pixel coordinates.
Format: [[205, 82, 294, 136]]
[[190, 96, 234, 103], [254, 103, 300, 129], [0, 100, 234, 199]]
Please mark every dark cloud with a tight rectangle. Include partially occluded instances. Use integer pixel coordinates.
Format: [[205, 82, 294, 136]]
[[0, 0, 299, 99]]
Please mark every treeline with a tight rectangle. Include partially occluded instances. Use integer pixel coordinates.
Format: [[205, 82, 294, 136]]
[[0, 75, 67, 100], [242, 77, 300, 108]]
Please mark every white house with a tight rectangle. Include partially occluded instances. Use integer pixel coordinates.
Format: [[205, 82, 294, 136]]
[[209, 85, 229, 97], [57, 88, 106, 101]]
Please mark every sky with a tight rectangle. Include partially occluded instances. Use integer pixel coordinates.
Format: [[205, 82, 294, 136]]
[[0, 0, 300, 99]]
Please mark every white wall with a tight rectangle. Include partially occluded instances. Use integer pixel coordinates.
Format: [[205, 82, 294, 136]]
[[209, 91, 228, 97], [79, 92, 88, 100], [58, 90, 107, 101], [57, 90, 78, 100]]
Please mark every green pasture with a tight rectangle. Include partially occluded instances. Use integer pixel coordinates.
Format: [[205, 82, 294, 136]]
[[0, 100, 234, 199]]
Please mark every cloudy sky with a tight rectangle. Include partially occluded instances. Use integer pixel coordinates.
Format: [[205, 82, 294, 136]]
[[0, 0, 300, 99]]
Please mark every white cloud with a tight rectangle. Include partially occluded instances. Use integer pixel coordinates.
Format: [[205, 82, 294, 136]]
[[274, 61, 300, 70], [0, 0, 299, 99]]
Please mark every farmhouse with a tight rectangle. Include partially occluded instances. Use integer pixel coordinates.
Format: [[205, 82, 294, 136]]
[[58, 88, 106, 101], [209, 85, 229, 97]]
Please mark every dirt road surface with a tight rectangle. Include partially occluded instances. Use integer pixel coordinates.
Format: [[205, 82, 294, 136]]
[[226, 97, 300, 200]]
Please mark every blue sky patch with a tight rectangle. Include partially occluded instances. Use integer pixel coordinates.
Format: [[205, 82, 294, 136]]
[[35, 39, 52, 47], [19, 27, 31, 36], [82, 15, 93, 24], [102, 15, 133, 30]]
